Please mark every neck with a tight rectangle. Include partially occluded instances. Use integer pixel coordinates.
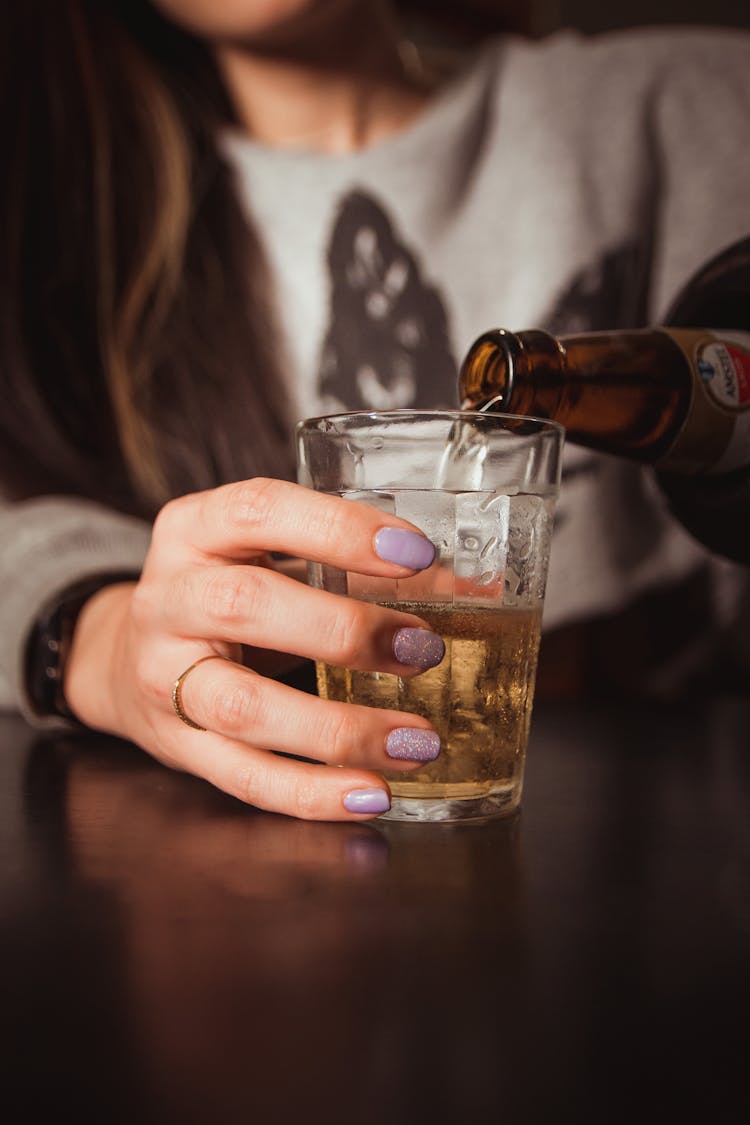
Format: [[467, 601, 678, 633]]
[[214, 2, 434, 153]]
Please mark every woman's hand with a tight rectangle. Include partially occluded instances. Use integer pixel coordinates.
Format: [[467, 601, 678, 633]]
[[64, 478, 444, 821]]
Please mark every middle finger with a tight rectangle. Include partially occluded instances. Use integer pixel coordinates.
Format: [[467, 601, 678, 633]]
[[158, 565, 446, 674]]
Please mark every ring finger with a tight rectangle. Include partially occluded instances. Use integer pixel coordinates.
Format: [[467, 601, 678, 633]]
[[174, 655, 442, 771]]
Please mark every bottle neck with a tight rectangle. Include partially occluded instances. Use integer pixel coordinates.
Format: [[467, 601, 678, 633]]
[[460, 327, 693, 463], [526, 328, 693, 460], [459, 329, 563, 413]]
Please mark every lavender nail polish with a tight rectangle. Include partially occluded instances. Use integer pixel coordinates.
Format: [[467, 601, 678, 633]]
[[393, 628, 445, 669], [386, 728, 441, 762], [343, 788, 391, 815], [374, 527, 436, 570]]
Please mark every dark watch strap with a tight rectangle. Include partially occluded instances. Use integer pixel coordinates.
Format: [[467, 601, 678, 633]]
[[25, 573, 138, 721]]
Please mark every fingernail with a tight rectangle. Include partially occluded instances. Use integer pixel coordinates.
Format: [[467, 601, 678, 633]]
[[374, 527, 436, 570], [343, 788, 391, 815], [393, 628, 445, 669], [386, 728, 441, 762]]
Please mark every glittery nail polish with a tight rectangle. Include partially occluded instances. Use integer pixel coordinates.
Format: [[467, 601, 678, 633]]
[[374, 527, 436, 570], [386, 728, 441, 762], [343, 788, 391, 815], [393, 628, 445, 669]]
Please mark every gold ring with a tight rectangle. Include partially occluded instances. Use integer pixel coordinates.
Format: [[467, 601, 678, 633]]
[[172, 654, 229, 731]]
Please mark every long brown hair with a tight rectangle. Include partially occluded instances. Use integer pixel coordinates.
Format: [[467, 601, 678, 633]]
[[0, 0, 292, 518]]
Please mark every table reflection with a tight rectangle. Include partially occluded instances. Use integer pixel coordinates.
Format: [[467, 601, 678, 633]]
[[17, 734, 526, 1124], [5, 699, 748, 1124]]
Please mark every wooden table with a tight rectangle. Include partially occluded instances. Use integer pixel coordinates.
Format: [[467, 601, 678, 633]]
[[1, 698, 748, 1123]]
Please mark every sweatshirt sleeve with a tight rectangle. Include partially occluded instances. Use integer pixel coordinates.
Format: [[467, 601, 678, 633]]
[[0, 493, 152, 727]]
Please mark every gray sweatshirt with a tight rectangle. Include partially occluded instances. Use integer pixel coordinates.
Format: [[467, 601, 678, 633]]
[[3, 26, 750, 718]]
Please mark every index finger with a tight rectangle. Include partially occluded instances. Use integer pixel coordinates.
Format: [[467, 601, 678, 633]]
[[155, 478, 437, 576]]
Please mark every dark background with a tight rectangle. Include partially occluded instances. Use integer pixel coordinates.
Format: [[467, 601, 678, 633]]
[[560, 0, 750, 33], [399, 0, 750, 43]]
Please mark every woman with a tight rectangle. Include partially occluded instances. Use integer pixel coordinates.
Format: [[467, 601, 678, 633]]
[[2, 0, 749, 819]]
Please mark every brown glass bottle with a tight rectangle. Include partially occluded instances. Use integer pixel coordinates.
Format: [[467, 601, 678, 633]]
[[459, 242, 750, 477]]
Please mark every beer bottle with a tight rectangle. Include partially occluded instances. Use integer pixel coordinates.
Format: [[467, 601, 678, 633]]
[[459, 239, 750, 478], [459, 238, 750, 561]]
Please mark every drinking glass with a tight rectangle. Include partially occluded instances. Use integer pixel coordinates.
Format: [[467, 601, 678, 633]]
[[296, 411, 563, 822]]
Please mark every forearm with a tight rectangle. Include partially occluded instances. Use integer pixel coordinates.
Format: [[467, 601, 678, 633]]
[[657, 466, 750, 565], [0, 494, 151, 725]]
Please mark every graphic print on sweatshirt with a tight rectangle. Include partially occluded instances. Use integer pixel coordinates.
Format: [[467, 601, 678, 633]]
[[541, 240, 650, 336], [317, 190, 456, 412]]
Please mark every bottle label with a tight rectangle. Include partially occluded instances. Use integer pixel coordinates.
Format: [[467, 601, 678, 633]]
[[697, 331, 750, 409], [660, 329, 750, 474]]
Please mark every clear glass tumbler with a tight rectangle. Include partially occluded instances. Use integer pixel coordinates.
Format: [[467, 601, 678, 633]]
[[296, 411, 563, 823]]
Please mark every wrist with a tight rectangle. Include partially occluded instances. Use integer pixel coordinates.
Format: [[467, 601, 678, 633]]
[[63, 582, 137, 732], [25, 575, 138, 723]]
